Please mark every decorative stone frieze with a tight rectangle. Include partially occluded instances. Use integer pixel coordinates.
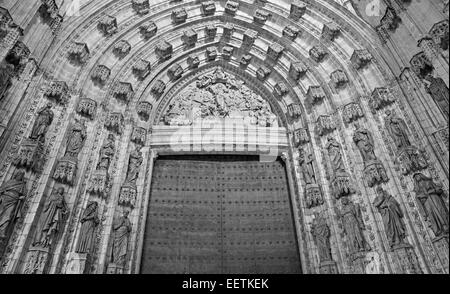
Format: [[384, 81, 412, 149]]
[[132, 0, 150, 15], [44, 81, 69, 104], [289, 61, 308, 80], [155, 41, 173, 60], [140, 21, 157, 39], [98, 15, 118, 36], [307, 86, 326, 105], [76, 98, 97, 119], [67, 42, 89, 65], [201, 1, 216, 16], [283, 25, 301, 40], [132, 59, 151, 80], [91, 65, 111, 86], [290, 0, 307, 21], [172, 8, 187, 24], [113, 40, 131, 59], [256, 65, 271, 81], [316, 115, 336, 136], [113, 82, 134, 104], [351, 49, 373, 69], [137, 101, 152, 121], [309, 45, 328, 63], [368, 87, 395, 114], [105, 112, 124, 135]]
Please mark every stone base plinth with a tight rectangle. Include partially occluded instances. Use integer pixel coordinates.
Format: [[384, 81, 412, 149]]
[[349, 251, 368, 274], [319, 260, 338, 274], [66, 252, 89, 274], [432, 235, 449, 273], [392, 243, 423, 274], [107, 263, 125, 274], [22, 246, 50, 274]]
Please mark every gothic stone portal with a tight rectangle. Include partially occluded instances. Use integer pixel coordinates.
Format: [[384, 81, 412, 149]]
[[140, 155, 302, 274]]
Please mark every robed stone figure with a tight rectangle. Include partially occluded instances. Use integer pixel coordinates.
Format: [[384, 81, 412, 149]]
[[76, 201, 100, 254], [97, 134, 115, 171], [374, 187, 407, 248], [34, 187, 68, 247], [111, 210, 132, 267], [311, 214, 333, 262], [413, 173, 449, 238], [298, 147, 316, 185], [339, 197, 370, 253], [326, 137, 346, 175], [0, 171, 27, 240], [125, 146, 143, 184], [353, 124, 377, 163], [384, 110, 411, 150], [30, 103, 54, 142], [425, 75, 449, 120], [65, 119, 87, 158], [0, 62, 14, 99]]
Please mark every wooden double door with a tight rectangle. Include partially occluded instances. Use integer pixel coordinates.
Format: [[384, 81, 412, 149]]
[[140, 155, 301, 274]]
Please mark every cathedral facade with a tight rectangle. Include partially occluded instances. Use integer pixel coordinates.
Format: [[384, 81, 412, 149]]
[[0, 0, 448, 274]]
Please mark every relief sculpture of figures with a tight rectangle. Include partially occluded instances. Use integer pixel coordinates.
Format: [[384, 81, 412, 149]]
[[33, 187, 68, 248], [76, 201, 100, 254], [384, 110, 411, 150], [109, 210, 132, 271], [326, 137, 353, 199], [65, 119, 87, 158], [30, 103, 54, 142], [339, 197, 370, 254], [413, 173, 449, 238], [353, 124, 388, 187], [0, 171, 27, 255], [374, 187, 407, 248], [299, 147, 323, 209]]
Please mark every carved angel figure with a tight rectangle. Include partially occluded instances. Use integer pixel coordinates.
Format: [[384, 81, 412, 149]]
[[65, 119, 87, 158], [298, 147, 316, 185], [374, 187, 406, 248], [413, 173, 449, 238], [353, 124, 377, 163], [0, 171, 27, 239], [384, 110, 411, 150], [339, 197, 370, 253], [33, 187, 68, 247], [76, 201, 100, 254], [30, 103, 54, 142]]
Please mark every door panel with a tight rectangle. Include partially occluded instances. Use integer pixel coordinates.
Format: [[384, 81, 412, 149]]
[[140, 155, 301, 274]]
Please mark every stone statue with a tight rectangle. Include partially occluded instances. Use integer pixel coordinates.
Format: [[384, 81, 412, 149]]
[[374, 187, 407, 248], [110, 210, 132, 267], [413, 173, 449, 238], [30, 103, 54, 142], [33, 187, 68, 247], [311, 214, 333, 262], [298, 147, 316, 185], [65, 119, 87, 158], [0, 171, 27, 239], [353, 124, 377, 163], [125, 145, 143, 184], [97, 134, 115, 171], [0, 62, 14, 99], [339, 197, 370, 254], [76, 201, 100, 254], [326, 137, 346, 174], [425, 75, 449, 120], [384, 110, 411, 150]]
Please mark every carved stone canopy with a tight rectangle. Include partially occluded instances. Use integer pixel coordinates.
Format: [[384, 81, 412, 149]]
[[160, 67, 278, 127], [310, 45, 328, 63], [132, 0, 150, 15], [290, 61, 308, 80], [140, 21, 157, 39], [225, 1, 239, 15], [290, 0, 307, 21], [307, 86, 326, 105], [201, 1, 216, 16], [283, 25, 301, 40]]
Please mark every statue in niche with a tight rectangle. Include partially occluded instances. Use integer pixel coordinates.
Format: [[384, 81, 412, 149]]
[[0, 171, 27, 240], [110, 210, 132, 268], [373, 187, 407, 248], [125, 145, 143, 184], [339, 197, 370, 254], [310, 213, 333, 262], [33, 187, 68, 247], [413, 173, 449, 238], [76, 201, 100, 254], [65, 119, 87, 158], [353, 123, 377, 163], [30, 103, 54, 142], [384, 110, 411, 150], [97, 134, 115, 171], [425, 75, 449, 120], [298, 147, 316, 185], [326, 137, 346, 174], [0, 62, 14, 99]]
